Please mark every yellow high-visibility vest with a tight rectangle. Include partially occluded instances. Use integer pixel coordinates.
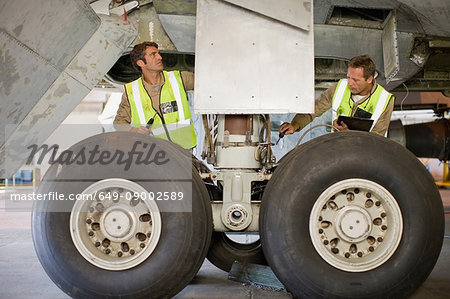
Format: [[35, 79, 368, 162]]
[[126, 71, 196, 149], [331, 79, 393, 131]]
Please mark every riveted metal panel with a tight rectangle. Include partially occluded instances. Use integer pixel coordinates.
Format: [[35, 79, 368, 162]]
[[194, 0, 314, 114], [0, 0, 100, 70], [0, 1, 137, 177], [382, 11, 400, 84]]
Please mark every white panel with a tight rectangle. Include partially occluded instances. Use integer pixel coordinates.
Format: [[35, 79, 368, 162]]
[[194, 0, 314, 114]]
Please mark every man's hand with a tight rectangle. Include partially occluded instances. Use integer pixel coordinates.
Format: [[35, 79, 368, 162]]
[[279, 122, 296, 136], [333, 118, 349, 131], [130, 126, 152, 134]]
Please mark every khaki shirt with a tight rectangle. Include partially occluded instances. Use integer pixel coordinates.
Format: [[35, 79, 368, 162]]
[[114, 71, 194, 128], [291, 80, 395, 136]]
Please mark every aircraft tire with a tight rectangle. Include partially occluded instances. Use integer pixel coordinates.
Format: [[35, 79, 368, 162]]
[[260, 131, 444, 298], [207, 232, 267, 272], [31, 132, 212, 298]]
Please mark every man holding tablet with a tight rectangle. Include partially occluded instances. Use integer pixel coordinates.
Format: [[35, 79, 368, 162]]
[[280, 55, 395, 136]]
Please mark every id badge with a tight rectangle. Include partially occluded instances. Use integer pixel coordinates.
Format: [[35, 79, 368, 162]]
[[161, 100, 178, 114]]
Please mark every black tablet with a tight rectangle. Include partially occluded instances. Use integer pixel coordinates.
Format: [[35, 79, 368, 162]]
[[337, 115, 374, 132]]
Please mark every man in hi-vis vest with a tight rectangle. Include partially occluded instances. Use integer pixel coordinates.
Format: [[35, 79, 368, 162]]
[[279, 55, 395, 137], [114, 41, 196, 149]]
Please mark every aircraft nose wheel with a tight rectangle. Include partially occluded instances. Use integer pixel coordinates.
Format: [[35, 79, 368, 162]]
[[309, 179, 402, 272], [70, 179, 162, 271]]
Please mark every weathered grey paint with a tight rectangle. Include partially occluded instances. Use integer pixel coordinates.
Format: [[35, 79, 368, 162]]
[[0, 0, 137, 177]]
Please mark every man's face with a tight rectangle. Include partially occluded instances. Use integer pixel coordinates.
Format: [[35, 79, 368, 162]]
[[346, 67, 373, 96], [140, 46, 163, 72]]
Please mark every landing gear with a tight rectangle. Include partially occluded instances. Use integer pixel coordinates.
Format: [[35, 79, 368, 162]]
[[260, 131, 444, 298]]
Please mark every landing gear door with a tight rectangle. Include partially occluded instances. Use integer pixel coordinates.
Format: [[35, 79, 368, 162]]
[[194, 0, 315, 115]]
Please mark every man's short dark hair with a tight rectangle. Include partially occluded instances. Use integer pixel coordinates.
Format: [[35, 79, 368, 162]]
[[348, 55, 376, 80], [130, 41, 159, 72]]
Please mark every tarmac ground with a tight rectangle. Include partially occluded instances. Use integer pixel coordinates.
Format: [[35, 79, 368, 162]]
[[0, 187, 449, 299]]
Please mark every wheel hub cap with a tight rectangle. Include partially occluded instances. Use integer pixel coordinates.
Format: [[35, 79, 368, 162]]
[[70, 179, 162, 271], [101, 207, 135, 241], [336, 206, 371, 242]]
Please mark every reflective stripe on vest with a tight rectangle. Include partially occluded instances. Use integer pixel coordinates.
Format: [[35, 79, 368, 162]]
[[151, 119, 191, 136], [332, 80, 348, 121], [125, 71, 196, 149], [370, 88, 390, 130], [167, 71, 186, 121], [131, 80, 146, 124], [332, 79, 391, 131]]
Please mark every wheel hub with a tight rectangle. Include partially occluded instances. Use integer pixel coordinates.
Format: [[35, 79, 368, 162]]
[[70, 179, 162, 271], [336, 206, 371, 242], [223, 204, 252, 230], [309, 179, 403, 272], [101, 207, 135, 241]]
